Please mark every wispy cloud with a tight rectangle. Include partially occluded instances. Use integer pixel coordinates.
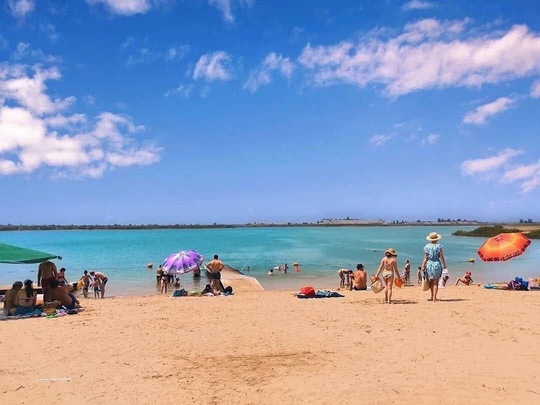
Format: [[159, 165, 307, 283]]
[[370, 134, 391, 147], [461, 149, 523, 176], [121, 40, 189, 66], [40, 24, 60, 42], [298, 21, 540, 97], [459, 149, 540, 192], [86, 0, 152, 16], [208, 0, 254, 23], [244, 53, 294, 92], [402, 0, 436, 11], [12, 42, 61, 64], [0, 35, 7, 51], [164, 83, 193, 98], [421, 133, 440, 145], [531, 80, 540, 98], [463, 97, 515, 125], [193, 51, 233, 81], [7, 0, 35, 18]]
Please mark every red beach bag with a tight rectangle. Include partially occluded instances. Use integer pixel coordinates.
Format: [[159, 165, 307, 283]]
[[299, 286, 316, 297]]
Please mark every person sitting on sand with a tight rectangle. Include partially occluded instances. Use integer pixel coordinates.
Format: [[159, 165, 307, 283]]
[[375, 248, 400, 304], [338, 268, 353, 288], [201, 284, 216, 295], [268, 268, 274, 276], [89, 271, 108, 299], [350, 264, 367, 291], [92, 277, 102, 299], [57, 268, 69, 286], [14, 280, 37, 315], [3, 281, 23, 316], [439, 268, 450, 288], [455, 271, 473, 286], [49, 279, 80, 310]]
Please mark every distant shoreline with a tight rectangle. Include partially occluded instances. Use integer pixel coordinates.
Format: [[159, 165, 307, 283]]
[[0, 221, 527, 232]]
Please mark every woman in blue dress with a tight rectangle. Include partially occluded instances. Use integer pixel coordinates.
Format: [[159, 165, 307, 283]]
[[421, 232, 448, 302]]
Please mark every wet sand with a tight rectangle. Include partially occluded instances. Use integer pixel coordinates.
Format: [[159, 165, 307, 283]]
[[1, 286, 539, 404]]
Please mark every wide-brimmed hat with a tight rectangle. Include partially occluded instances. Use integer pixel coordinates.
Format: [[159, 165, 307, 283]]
[[426, 232, 442, 241], [385, 248, 397, 257]]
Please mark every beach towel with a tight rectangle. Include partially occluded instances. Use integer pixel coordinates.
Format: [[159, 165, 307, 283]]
[[299, 286, 316, 297], [173, 289, 188, 297], [295, 289, 344, 299]]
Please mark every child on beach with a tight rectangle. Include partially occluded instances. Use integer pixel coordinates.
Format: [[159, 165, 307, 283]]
[[439, 268, 450, 288], [338, 268, 353, 288], [417, 266, 423, 285], [173, 277, 180, 288], [92, 277, 102, 299], [455, 271, 473, 286]]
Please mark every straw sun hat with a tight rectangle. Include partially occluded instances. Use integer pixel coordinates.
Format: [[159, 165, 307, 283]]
[[426, 232, 442, 242], [385, 248, 398, 257]]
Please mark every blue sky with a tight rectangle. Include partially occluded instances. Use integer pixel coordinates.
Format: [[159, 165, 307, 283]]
[[1, 0, 540, 224]]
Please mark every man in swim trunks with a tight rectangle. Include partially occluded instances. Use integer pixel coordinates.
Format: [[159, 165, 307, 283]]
[[205, 254, 224, 292], [350, 264, 367, 291], [38, 261, 58, 302], [49, 279, 80, 310], [89, 271, 108, 298], [79, 270, 92, 298]]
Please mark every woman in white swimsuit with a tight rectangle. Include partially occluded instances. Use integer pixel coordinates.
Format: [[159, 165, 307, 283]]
[[375, 248, 400, 304]]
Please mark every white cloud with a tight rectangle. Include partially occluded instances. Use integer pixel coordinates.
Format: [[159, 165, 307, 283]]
[[40, 24, 60, 42], [402, 0, 436, 11], [193, 51, 233, 81], [421, 133, 440, 145], [0, 66, 74, 115], [7, 0, 35, 18], [531, 80, 540, 98], [244, 53, 294, 92], [0, 63, 161, 178], [12, 42, 61, 63], [463, 97, 515, 125], [298, 21, 540, 96], [460, 148, 522, 176], [165, 45, 189, 61], [123, 42, 189, 65], [501, 162, 540, 183], [164, 83, 192, 98], [86, 0, 151, 15], [370, 134, 391, 147], [208, 0, 254, 23], [208, 0, 233, 23]]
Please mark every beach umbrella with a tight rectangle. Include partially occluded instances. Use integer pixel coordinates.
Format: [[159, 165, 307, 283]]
[[162, 250, 204, 274], [477, 233, 531, 262], [0, 242, 61, 264]]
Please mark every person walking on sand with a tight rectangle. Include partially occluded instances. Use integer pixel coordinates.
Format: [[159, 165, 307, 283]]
[[206, 254, 225, 292], [89, 271, 108, 299], [421, 232, 448, 302], [160, 270, 169, 295], [350, 264, 367, 291], [375, 249, 400, 304]]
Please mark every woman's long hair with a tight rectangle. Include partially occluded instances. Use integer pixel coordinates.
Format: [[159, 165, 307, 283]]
[[24, 279, 33, 298]]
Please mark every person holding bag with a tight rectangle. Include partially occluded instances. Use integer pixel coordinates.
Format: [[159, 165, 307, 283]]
[[421, 232, 448, 302]]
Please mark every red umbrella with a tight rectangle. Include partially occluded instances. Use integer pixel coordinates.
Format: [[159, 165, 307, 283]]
[[477, 233, 531, 262]]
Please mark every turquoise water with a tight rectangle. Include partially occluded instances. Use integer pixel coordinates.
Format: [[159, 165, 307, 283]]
[[0, 226, 538, 296]]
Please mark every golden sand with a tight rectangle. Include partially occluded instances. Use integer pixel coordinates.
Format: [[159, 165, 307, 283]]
[[1, 286, 539, 405]]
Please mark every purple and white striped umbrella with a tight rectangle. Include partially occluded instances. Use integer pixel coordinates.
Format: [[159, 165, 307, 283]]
[[162, 250, 204, 274]]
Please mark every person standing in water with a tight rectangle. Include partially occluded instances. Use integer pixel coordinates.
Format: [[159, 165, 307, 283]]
[[293, 262, 301, 272]]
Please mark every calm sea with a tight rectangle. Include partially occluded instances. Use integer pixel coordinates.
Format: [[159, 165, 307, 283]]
[[0, 226, 537, 295]]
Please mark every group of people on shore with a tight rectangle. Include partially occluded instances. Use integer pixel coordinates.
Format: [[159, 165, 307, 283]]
[[156, 254, 227, 295], [2, 261, 110, 316], [337, 232, 475, 304]]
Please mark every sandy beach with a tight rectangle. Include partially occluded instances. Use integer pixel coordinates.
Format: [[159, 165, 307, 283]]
[[1, 285, 539, 405]]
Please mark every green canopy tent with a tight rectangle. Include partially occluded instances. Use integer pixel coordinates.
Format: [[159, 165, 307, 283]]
[[0, 242, 61, 264]]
